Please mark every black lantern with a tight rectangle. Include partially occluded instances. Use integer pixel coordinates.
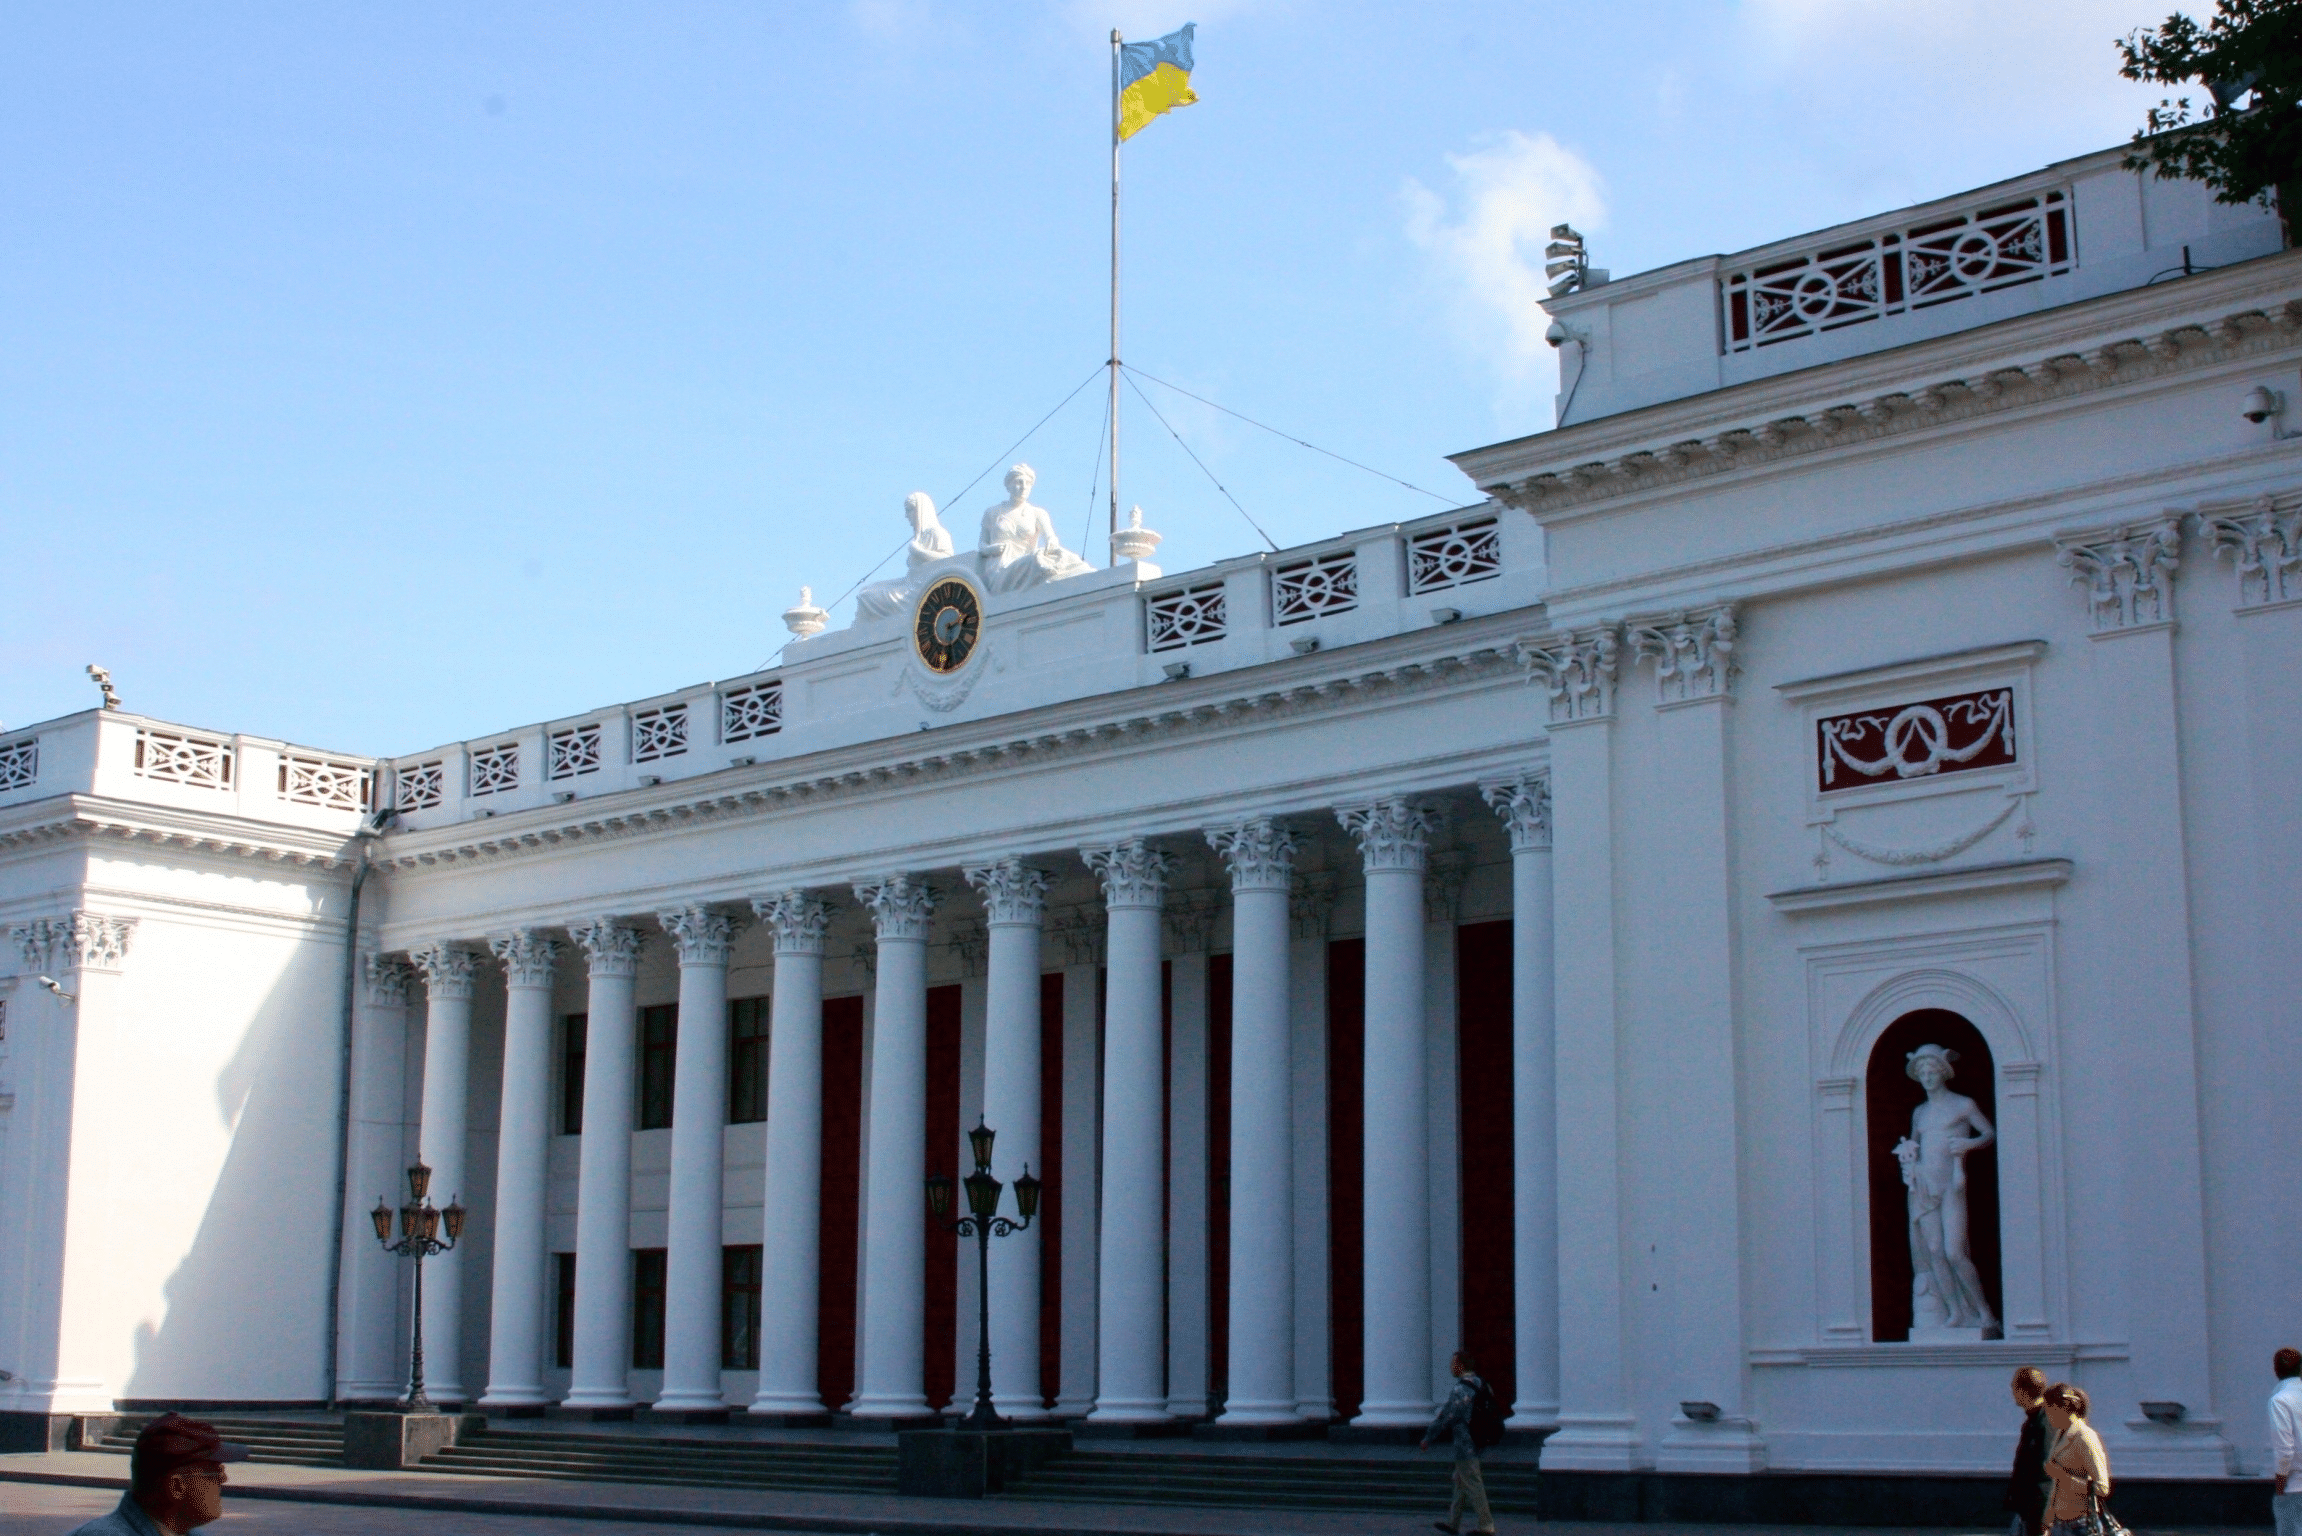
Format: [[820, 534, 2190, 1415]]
[[1012, 1163, 1043, 1223], [442, 1198, 467, 1243], [964, 1167, 1003, 1221], [925, 1171, 955, 1219], [406, 1161, 433, 1203], [370, 1200, 393, 1244], [924, 1120, 1038, 1431], [373, 1159, 461, 1412], [967, 1121, 996, 1174]]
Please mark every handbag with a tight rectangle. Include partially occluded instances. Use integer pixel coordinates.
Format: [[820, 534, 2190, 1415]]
[[2080, 1481, 2129, 1536]]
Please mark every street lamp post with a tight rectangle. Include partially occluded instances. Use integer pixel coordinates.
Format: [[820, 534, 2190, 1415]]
[[371, 1161, 465, 1414], [925, 1121, 1041, 1431]]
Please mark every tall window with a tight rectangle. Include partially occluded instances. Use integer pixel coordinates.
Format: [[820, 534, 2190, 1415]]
[[631, 1248, 668, 1369], [722, 1245, 763, 1369], [638, 1004, 678, 1130], [553, 1252, 577, 1368], [729, 997, 770, 1124], [560, 1015, 587, 1135]]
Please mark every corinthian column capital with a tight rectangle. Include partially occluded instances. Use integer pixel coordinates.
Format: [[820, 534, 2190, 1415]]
[[489, 929, 562, 990], [410, 941, 480, 1000], [568, 917, 644, 978], [963, 857, 1051, 926], [1518, 624, 1621, 724], [362, 952, 418, 1007], [2055, 516, 2183, 632], [753, 891, 835, 956], [1083, 838, 1172, 910], [853, 874, 937, 941], [1207, 816, 1299, 893], [1336, 797, 1437, 873], [659, 906, 743, 967], [1629, 603, 1738, 703], [1481, 771, 1553, 852]]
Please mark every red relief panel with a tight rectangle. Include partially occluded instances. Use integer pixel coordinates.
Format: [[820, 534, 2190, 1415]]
[[1816, 687, 2015, 793]]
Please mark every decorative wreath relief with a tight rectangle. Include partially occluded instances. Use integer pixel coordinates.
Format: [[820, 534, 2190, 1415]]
[[1817, 688, 2014, 793]]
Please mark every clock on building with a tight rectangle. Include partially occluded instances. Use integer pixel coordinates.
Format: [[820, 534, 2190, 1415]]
[[912, 577, 982, 674]]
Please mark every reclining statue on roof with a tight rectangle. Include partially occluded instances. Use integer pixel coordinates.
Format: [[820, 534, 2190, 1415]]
[[977, 464, 1094, 593], [853, 492, 957, 622]]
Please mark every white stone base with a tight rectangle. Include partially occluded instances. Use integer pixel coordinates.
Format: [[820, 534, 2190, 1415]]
[[1540, 1414, 1646, 1471], [1906, 1326, 1992, 1344], [1656, 1415, 1769, 1473]]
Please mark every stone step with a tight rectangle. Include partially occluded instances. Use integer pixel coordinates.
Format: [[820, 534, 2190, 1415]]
[[415, 1431, 899, 1494], [1001, 1451, 1539, 1515]]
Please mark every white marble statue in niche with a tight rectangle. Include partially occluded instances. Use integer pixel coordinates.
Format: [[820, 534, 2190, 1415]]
[[977, 463, 1094, 593], [853, 492, 957, 621], [1893, 1043, 2002, 1339]]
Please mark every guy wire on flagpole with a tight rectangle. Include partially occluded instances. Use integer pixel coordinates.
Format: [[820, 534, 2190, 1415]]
[[1109, 28, 1123, 567]]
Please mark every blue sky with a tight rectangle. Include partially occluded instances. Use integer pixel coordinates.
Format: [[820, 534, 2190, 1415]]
[[4, 1, 2170, 755]]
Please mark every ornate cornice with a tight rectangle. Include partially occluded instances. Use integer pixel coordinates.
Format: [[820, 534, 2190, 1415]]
[[854, 874, 938, 941], [1084, 838, 1173, 910], [1481, 771, 1552, 852], [1458, 278, 2302, 517], [1337, 797, 1437, 874], [409, 941, 479, 1000], [659, 906, 742, 968], [963, 857, 1051, 927], [0, 795, 358, 870], [1207, 816, 1299, 894], [753, 891, 835, 957], [488, 929, 561, 989], [368, 626, 1525, 874], [568, 918, 643, 979]]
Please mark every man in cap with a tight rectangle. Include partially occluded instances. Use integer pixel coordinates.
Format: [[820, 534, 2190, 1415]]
[[68, 1412, 248, 1534]]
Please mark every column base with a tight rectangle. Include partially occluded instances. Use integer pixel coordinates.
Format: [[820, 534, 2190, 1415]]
[[842, 1411, 947, 1432], [746, 1407, 833, 1428], [476, 1390, 549, 1413], [643, 1405, 731, 1425]]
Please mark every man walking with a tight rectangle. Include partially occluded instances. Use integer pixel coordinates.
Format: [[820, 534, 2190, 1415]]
[[2007, 1365, 2050, 1536], [68, 1413, 248, 1535], [1421, 1349, 1497, 1536], [2272, 1346, 2302, 1536]]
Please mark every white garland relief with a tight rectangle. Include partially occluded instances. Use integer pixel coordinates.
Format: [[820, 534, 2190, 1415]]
[[1819, 689, 2014, 790]]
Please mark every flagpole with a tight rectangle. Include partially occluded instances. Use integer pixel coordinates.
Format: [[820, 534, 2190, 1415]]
[[1109, 28, 1122, 563]]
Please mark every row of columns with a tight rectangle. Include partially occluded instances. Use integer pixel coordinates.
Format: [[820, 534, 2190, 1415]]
[[372, 780, 1560, 1428]]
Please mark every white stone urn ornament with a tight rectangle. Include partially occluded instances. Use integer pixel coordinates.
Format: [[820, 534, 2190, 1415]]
[[1112, 505, 1162, 564], [782, 586, 829, 639]]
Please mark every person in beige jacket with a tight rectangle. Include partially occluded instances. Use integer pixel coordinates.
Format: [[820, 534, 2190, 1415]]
[[2041, 1382, 2112, 1534]]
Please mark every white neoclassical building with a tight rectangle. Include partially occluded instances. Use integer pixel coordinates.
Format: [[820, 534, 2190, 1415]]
[[3, 143, 2298, 1488]]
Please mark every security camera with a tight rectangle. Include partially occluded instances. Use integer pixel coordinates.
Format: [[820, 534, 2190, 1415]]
[[1545, 320, 1570, 349], [37, 976, 76, 1003], [2241, 385, 2279, 424]]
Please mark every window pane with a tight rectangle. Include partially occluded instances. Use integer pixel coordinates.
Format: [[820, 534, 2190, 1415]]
[[631, 1248, 668, 1369], [561, 1015, 588, 1135], [638, 1004, 678, 1130], [721, 1244, 763, 1370], [554, 1252, 577, 1369], [729, 997, 770, 1124]]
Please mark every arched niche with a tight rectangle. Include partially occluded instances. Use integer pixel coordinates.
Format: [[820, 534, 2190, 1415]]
[[1865, 1009, 2002, 1342]]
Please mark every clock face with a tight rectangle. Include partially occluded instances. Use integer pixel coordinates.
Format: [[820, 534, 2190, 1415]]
[[913, 577, 982, 674]]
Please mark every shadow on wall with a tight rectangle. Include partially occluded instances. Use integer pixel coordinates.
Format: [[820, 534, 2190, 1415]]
[[119, 925, 349, 1403]]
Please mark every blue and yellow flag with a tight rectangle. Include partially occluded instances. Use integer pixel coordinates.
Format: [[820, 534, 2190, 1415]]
[[1118, 24, 1197, 141]]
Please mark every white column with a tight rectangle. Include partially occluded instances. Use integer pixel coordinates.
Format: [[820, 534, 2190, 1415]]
[[656, 907, 741, 1415], [339, 953, 416, 1403], [750, 892, 834, 1417], [850, 874, 937, 1419], [1084, 837, 1173, 1423], [1483, 773, 1559, 1428], [1209, 818, 1300, 1423], [409, 942, 478, 1405], [565, 918, 643, 1411], [1164, 913, 1213, 1420], [1054, 918, 1104, 1419], [1525, 626, 1640, 1469], [1336, 798, 1436, 1426], [964, 857, 1052, 1418], [1289, 875, 1336, 1421], [479, 931, 560, 1410]]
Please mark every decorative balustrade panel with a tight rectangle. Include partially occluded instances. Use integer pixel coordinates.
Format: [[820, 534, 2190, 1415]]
[[134, 729, 234, 789], [0, 737, 36, 792], [469, 742, 520, 796], [1146, 582, 1228, 651], [1724, 191, 2073, 353], [396, 760, 445, 810], [279, 754, 373, 810], [1272, 552, 1358, 626], [548, 724, 603, 780], [721, 681, 783, 743], [1407, 517, 1502, 594], [632, 704, 688, 762]]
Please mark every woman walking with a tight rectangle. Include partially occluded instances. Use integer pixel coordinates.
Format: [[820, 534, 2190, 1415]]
[[2041, 1382, 2112, 1536]]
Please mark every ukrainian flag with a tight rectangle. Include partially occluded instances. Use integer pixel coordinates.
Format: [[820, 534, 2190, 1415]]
[[1118, 24, 1197, 141]]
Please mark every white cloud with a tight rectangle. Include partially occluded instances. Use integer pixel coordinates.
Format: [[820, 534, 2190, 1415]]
[[1402, 130, 1606, 421]]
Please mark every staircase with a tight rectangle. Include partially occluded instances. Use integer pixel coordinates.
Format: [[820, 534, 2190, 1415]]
[[1001, 1447, 1541, 1515], [92, 1415, 345, 1468], [418, 1426, 898, 1495]]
